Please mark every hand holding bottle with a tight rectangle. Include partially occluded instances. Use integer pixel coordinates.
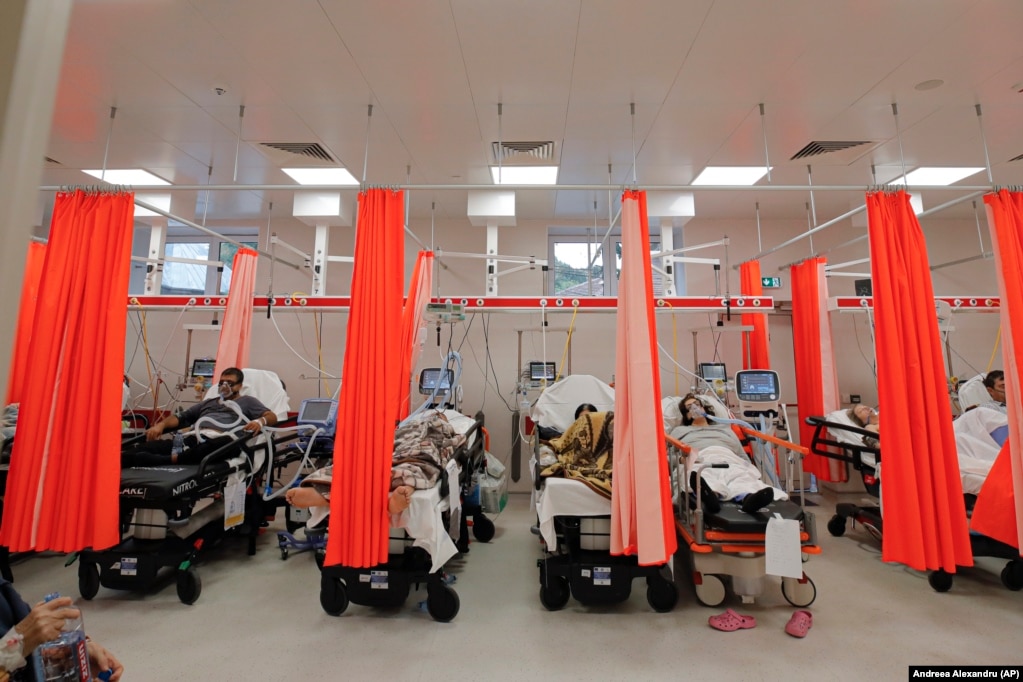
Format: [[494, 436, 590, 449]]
[[13, 596, 78, 655]]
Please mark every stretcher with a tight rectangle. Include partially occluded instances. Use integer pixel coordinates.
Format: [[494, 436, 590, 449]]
[[76, 369, 296, 604], [672, 427, 820, 608]]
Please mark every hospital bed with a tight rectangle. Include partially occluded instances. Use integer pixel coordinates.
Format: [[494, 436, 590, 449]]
[[76, 369, 298, 604], [805, 411, 883, 541], [673, 371, 820, 608], [530, 375, 678, 612], [808, 410, 1023, 592], [317, 409, 488, 622]]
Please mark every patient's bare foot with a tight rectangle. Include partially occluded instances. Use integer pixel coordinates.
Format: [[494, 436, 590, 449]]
[[286, 487, 328, 509], [388, 485, 414, 514]]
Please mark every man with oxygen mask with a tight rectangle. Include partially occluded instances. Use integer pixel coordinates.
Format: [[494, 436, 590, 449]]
[[123, 367, 277, 467]]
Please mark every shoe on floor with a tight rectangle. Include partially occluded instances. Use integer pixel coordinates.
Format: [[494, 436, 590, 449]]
[[741, 487, 774, 514], [708, 608, 756, 631], [785, 610, 813, 638]]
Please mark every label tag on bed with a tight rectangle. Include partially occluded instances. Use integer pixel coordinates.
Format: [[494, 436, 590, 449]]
[[224, 472, 246, 529], [764, 514, 802, 578]]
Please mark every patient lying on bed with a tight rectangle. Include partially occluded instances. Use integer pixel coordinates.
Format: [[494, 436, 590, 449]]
[[285, 411, 465, 526], [670, 394, 785, 514], [538, 408, 614, 498], [122, 367, 277, 467]]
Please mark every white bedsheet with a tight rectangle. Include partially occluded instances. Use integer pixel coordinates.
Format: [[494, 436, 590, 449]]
[[392, 483, 458, 572], [825, 408, 877, 468], [954, 406, 1007, 495], [535, 478, 611, 551]]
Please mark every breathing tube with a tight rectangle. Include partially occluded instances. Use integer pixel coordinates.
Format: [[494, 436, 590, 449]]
[[688, 402, 782, 489]]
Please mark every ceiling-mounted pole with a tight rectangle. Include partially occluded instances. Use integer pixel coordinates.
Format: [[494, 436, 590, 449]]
[[265, 201, 274, 319], [805, 202, 814, 254], [806, 165, 818, 227], [755, 202, 763, 253], [759, 103, 771, 183], [401, 164, 428, 251], [630, 102, 638, 185], [589, 198, 598, 296], [973, 200, 985, 253], [892, 102, 908, 183], [100, 106, 117, 181], [233, 105, 245, 182], [497, 102, 503, 184], [753, 204, 866, 262], [588, 163, 617, 272], [200, 164, 213, 227], [975, 104, 995, 185], [362, 103, 373, 185]]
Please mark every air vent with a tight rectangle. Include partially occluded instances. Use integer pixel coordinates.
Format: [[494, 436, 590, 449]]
[[44, 156, 61, 165], [258, 142, 335, 163], [1009, 152, 1023, 163], [790, 141, 872, 160], [492, 140, 555, 162]]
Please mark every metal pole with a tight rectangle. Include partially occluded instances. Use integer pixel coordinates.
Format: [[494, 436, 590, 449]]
[[233, 105, 245, 182], [100, 107, 116, 180], [759, 103, 771, 183]]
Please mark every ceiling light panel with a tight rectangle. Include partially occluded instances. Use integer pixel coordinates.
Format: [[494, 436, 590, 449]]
[[890, 167, 984, 186], [282, 168, 359, 186], [490, 166, 559, 185], [82, 169, 171, 185], [691, 166, 771, 186]]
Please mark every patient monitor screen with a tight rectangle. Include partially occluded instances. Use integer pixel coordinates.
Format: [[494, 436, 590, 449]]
[[419, 368, 454, 394], [529, 362, 556, 382], [698, 363, 727, 381], [735, 370, 779, 401], [300, 400, 335, 423], [191, 359, 216, 378]]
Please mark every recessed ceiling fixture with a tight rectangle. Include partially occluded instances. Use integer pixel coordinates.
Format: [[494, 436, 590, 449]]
[[914, 79, 944, 91], [692, 166, 771, 186], [282, 167, 359, 186], [490, 166, 558, 185], [83, 169, 170, 185], [890, 167, 984, 186]]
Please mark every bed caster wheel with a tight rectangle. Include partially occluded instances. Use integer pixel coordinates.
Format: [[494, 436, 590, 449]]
[[472, 515, 495, 543], [1000, 561, 1023, 591], [693, 573, 727, 607], [827, 514, 847, 537], [781, 574, 816, 607], [539, 576, 571, 611], [426, 583, 459, 622], [646, 575, 679, 613], [176, 567, 202, 605], [280, 547, 289, 561], [928, 569, 953, 593], [320, 574, 349, 616], [78, 562, 100, 601]]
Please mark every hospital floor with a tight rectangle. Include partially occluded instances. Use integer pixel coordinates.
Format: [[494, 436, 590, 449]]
[[11, 490, 1022, 681]]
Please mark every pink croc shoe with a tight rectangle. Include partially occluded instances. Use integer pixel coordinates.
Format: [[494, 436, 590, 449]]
[[785, 610, 813, 638], [708, 608, 756, 632]]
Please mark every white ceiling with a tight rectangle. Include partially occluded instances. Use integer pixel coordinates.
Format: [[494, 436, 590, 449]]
[[40, 0, 1023, 232]]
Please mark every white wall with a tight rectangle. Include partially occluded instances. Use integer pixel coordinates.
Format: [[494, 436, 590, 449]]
[[123, 207, 1002, 492]]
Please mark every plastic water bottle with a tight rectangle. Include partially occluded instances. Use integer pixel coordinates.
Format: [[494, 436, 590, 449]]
[[171, 432, 184, 457], [36, 592, 91, 681]]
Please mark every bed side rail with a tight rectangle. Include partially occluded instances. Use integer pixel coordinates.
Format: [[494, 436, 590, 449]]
[[804, 416, 880, 470]]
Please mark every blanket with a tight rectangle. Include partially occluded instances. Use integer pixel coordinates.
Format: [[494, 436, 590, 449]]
[[390, 413, 466, 490], [540, 411, 614, 499]]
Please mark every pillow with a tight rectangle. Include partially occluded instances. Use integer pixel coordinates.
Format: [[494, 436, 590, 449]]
[[825, 408, 869, 446], [662, 396, 683, 433]]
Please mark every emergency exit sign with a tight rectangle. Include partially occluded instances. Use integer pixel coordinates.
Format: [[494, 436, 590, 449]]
[[761, 276, 782, 288]]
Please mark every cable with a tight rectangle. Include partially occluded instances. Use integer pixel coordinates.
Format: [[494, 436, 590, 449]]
[[555, 302, 579, 381], [986, 326, 1002, 373], [267, 310, 340, 378]]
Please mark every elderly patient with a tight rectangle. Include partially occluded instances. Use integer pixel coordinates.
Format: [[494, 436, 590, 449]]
[[670, 394, 786, 514], [285, 411, 465, 525], [538, 407, 615, 498]]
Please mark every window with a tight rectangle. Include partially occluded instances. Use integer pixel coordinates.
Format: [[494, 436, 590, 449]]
[[548, 229, 676, 296], [131, 227, 257, 296]]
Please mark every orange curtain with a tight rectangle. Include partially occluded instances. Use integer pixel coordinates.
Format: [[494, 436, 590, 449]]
[[0, 190, 133, 552], [212, 247, 258, 378], [325, 189, 405, 568], [739, 260, 770, 369], [5, 241, 47, 404], [970, 190, 1023, 550], [397, 251, 434, 420], [790, 258, 844, 481], [866, 190, 972, 571], [610, 190, 677, 565]]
